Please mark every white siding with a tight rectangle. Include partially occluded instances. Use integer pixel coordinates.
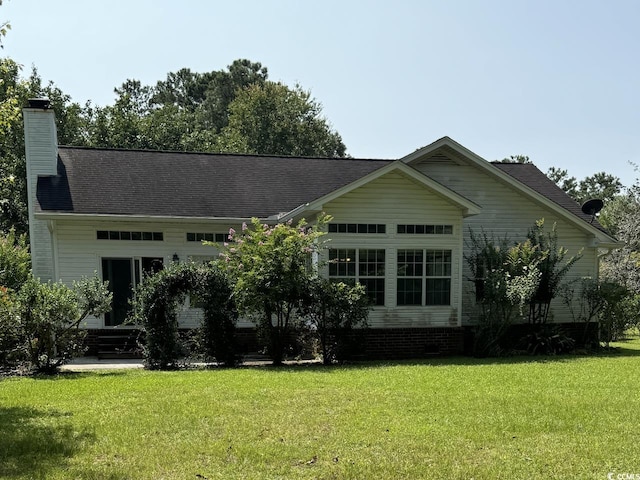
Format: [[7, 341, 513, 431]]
[[47, 157, 598, 332], [413, 158, 599, 325], [24, 108, 58, 282], [322, 170, 465, 328], [53, 220, 250, 329]]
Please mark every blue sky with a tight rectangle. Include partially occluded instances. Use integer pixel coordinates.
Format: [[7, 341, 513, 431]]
[[3, 0, 639, 188]]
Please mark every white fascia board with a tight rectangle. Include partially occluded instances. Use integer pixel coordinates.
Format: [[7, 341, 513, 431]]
[[401, 136, 619, 245], [34, 212, 261, 224], [591, 239, 625, 249], [278, 161, 481, 223]]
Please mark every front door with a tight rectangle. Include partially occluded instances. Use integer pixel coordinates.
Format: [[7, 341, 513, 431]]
[[102, 257, 164, 326]]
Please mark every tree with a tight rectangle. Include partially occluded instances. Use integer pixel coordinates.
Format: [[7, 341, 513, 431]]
[[0, 228, 29, 368], [547, 167, 623, 205], [196, 59, 268, 134], [547, 167, 579, 200], [576, 172, 622, 205], [600, 192, 640, 292], [151, 67, 214, 111], [83, 79, 155, 150], [0, 0, 10, 49], [82, 60, 346, 157], [215, 82, 347, 157], [218, 217, 329, 365], [499, 154, 531, 164], [466, 230, 542, 356], [0, 58, 87, 235]]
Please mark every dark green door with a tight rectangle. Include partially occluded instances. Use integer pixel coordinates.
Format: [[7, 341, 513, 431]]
[[102, 258, 134, 326]]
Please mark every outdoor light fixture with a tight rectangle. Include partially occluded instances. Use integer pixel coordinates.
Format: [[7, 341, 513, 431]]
[[172, 253, 179, 263]]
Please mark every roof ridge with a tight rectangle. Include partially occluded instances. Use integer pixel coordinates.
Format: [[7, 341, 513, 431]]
[[57, 145, 392, 162]]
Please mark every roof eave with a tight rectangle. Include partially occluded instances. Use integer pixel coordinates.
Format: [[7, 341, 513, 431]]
[[401, 137, 618, 244], [279, 161, 482, 222], [34, 212, 270, 224]]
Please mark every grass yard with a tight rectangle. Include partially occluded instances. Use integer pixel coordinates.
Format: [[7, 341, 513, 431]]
[[2, 340, 640, 480]]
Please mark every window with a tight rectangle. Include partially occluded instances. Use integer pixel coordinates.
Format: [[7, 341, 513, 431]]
[[397, 249, 451, 306], [397, 224, 453, 234], [186, 233, 228, 243], [97, 231, 163, 241], [328, 223, 386, 234], [328, 248, 385, 306]]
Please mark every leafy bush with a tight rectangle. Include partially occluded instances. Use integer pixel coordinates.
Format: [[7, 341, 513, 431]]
[[13, 275, 111, 374], [305, 279, 370, 364], [465, 230, 541, 356], [562, 278, 639, 347], [0, 286, 20, 368], [0, 229, 30, 290], [467, 221, 582, 356], [599, 283, 636, 346], [130, 261, 237, 370], [219, 217, 328, 365], [525, 220, 582, 325], [517, 327, 576, 355], [197, 265, 238, 366]]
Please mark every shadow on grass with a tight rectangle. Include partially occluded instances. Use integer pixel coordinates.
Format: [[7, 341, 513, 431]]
[[0, 406, 95, 479], [250, 341, 640, 373], [21, 370, 134, 382]]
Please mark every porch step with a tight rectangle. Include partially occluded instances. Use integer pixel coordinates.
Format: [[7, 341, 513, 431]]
[[96, 331, 142, 359]]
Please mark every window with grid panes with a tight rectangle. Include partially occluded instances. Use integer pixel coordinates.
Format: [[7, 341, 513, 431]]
[[328, 248, 385, 306], [397, 249, 451, 306]]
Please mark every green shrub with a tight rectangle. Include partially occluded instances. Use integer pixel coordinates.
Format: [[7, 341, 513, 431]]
[[465, 230, 541, 356], [198, 265, 238, 366], [525, 220, 582, 325], [305, 278, 370, 364], [130, 262, 238, 370], [599, 282, 635, 346], [218, 217, 328, 365], [517, 326, 576, 355], [0, 286, 20, 368], [0, 229, 30, 291], [467, 221, 581, 357], [13, 275, 111, 374]]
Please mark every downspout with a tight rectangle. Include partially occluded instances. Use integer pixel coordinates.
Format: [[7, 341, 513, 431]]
[[47, 220, 59, 281]]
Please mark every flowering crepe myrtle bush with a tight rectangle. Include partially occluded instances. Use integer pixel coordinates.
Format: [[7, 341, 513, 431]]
[[216, 216, 331, 365]]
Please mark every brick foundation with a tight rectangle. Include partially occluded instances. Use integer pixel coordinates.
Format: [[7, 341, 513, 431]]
[[359, 327, 465, 359], [82, 322, 597, 360]]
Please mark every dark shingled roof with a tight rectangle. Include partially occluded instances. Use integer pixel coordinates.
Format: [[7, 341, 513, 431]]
[[35, 147, 609, 236], [37, 147, 391, 218], [492, 162, 609, 233]]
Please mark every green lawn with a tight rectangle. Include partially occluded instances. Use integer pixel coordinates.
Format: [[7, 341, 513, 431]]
[[2, 340, 640, 480]]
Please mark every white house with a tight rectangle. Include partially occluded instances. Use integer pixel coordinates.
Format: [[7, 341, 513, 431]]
[[23, 99, 619, 357]]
